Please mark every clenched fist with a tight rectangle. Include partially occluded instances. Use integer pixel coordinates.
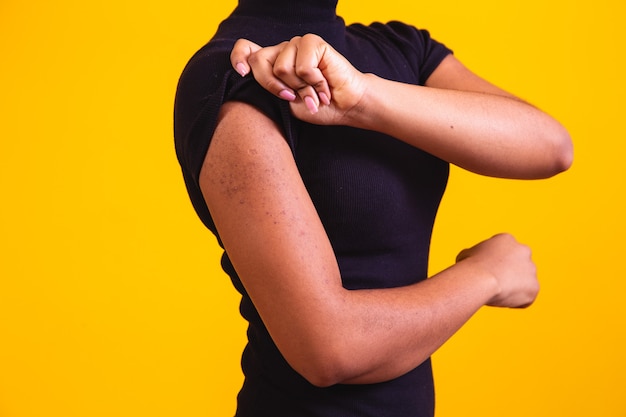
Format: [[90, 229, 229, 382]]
[[230, 34, 368, 126], [456, 233, 540, 308]]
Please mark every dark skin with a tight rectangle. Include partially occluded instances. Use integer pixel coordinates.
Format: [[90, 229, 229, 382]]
[[198, 33, 572, 387]]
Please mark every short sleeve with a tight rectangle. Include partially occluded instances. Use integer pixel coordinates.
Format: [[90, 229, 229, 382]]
[[372, 21, 453, 85], [174, 43, 296, 232]]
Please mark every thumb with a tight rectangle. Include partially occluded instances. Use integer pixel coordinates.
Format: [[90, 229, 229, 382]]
[[230, 38, 261, 77]]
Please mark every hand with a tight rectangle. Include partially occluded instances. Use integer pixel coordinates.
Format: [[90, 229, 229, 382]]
[[230, 34, 368, 125], [456, 233, 540, 308]]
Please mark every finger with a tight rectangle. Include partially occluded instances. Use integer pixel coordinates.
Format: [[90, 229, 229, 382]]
[[270, 40, 322, 113], [274, 36, 330, 107], [272, 38, 316, 96], [247, 42, 298, 101], [230, 38, 262, 77], [295, 34, 332, 105]]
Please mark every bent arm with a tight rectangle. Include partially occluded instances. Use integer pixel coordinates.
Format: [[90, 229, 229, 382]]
[[348, 54, 573, 179], [200, 101, 537, 387], [231, 36, 573, 179]]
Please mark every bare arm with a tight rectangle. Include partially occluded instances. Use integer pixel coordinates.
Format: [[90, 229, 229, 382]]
[[354, 55, 573, 178], [201, 101, 539, 387], [231, 35, 573, 179]]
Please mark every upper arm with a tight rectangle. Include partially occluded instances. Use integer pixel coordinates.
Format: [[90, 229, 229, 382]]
[[199, 101, 344, 377], [425, 54, 520, 100]]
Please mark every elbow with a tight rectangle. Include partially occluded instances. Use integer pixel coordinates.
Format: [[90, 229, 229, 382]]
[[281, 329, 357, 387], [274, 294, 361, 387], [289, 343, 351, 388], [301, 367, 342, 388], [548, 126, 574, 176], [532, 124, 573, 179]]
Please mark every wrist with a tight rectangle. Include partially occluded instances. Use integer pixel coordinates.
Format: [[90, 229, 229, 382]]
[[454, 257, 501, 306], [344, 73, 381, 130]]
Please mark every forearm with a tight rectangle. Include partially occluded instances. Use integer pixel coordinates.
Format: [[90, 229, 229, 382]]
[[206, 102, 539, 389], [351, 73, 572, 179], [230, 36, 573, 178], [311, 259, 497, 386]]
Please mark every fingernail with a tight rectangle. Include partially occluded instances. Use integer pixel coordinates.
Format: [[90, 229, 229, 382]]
[[278, 89, 297, 101], [304, 96, 318, 114], [318, 92, 330, 106], [235, 62, 248, 77]]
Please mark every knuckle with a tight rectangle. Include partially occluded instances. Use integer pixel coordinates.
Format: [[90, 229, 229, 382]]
[[524, 245, 533, 258], [302, 33, 321, 43], [264, 79, 283, 94], [273, 63, 292, 78], [247, 53, 261, 66], [516, 242, 532, 258], [294, 64, 314, 78]]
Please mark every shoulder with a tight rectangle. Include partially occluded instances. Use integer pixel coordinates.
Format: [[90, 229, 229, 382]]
[[173, 33, 292, 229], [175, 39, 234, 108], [346, 20, 453, 84], [347, 20, 439, 49], [174, 35, 291, 165]]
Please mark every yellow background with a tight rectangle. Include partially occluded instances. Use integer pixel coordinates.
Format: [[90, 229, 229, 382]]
[[1, 0, 624, 416]]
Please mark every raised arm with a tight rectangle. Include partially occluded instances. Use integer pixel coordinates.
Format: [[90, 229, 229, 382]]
[[200, 100, 540, 387], [231, 35, 573, 179]]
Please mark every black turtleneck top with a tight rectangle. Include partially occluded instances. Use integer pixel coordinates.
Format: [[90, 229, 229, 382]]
[[174, 1, 452, 416]]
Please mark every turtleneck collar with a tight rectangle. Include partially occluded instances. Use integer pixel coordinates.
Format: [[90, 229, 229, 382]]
[[233, 0, 339, 23], [218, 0, 346, 50]]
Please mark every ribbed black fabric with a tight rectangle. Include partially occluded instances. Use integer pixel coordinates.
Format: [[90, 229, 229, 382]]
[[174, 1, 452, 416], [235, 0, 339, 22]]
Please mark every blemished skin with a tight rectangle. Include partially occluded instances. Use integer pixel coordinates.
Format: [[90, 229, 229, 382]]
[[198, 33, 572, 387]]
